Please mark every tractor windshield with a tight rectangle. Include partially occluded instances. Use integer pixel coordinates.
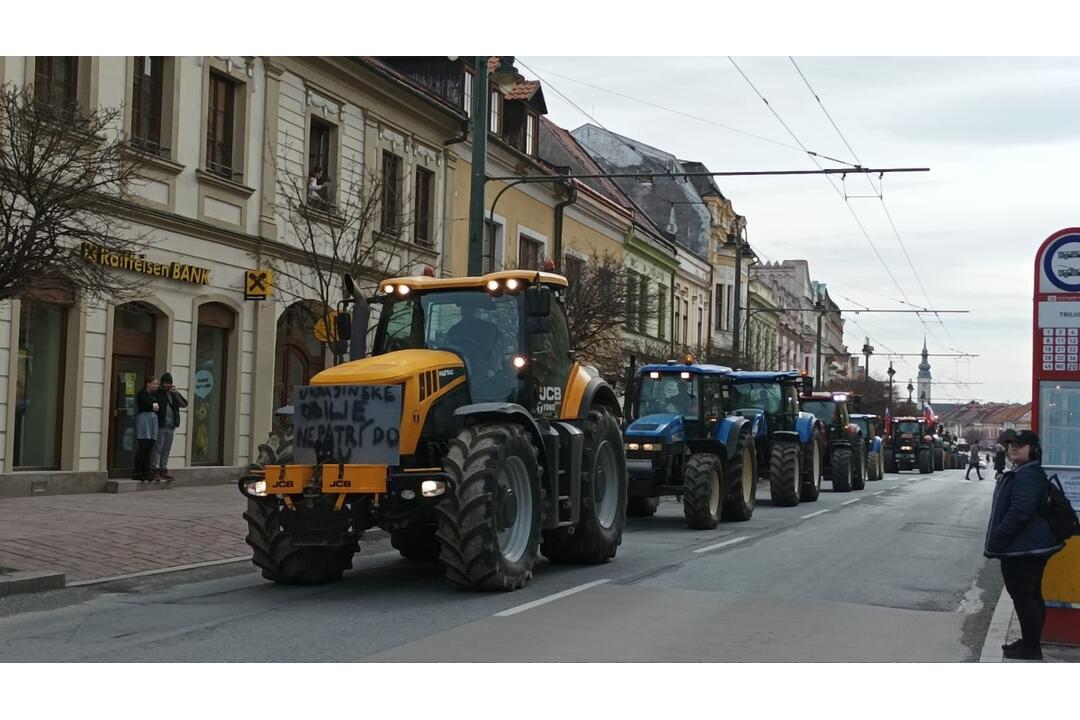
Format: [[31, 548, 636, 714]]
[[801, 400, 837, 425], [729, 382, 782, 413], [896, 421, 920, 435], [374, 290, 522, 403], [638, 374, 699, 418]]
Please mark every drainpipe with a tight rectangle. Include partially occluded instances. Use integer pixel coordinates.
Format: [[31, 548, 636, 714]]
[[552, 179, 577, 269]]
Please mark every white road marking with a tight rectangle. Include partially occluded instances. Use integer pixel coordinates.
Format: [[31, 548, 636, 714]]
[[840, 498, 860, 506], [872, 491, 886, 496], [800, 508, 831, 519], [495, 579, 611, 617], [693, 535, 751, 554]]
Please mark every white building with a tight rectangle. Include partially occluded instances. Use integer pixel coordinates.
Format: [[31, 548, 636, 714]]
[[0, 56, 463, 495]]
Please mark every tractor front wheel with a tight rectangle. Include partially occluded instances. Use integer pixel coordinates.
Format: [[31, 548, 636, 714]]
[[243, 498, 358, 585], [436, 423, 541, 591], [682, 453, 724, 529], [768, 441, 801, 507], [800, 433, 823, 502], [918, 448, 932, 475], [831, 446, 853, 492], [722, 428, 757, 521]]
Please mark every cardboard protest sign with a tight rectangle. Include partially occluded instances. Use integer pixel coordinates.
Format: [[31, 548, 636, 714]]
[[292, 385, 402, 466]]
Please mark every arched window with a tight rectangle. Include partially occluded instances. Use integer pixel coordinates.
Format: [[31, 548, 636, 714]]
[[274, 300, 328, 412], [192, 302, 236, 466]]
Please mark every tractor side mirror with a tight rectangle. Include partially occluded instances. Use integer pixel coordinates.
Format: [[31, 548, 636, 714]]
[[335, 311, 352, 341], [526, 284, 552, 317]]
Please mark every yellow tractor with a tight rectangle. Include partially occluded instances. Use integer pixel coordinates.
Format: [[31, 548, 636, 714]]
[[239, 269, 628, 591]]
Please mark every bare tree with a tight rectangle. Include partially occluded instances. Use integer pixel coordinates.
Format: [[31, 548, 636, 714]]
[[268, 144, 418, 359], [0, 83, 148, 302]]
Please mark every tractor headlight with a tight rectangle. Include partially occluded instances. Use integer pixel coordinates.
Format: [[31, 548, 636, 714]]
[[421, 480, 446, 497], [384, 284, 396, 294], [486, 279, 500, 292], [397, 284, 411, 296], [643, 443, 659, 452], [505, 278, 520, 291], [627, 442, 640, 451], [245, 478, 267, 497]]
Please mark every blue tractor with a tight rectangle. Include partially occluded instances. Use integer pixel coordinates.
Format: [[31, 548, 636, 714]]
[[727, 371, 825, 507], [622, 362, 758, 529]]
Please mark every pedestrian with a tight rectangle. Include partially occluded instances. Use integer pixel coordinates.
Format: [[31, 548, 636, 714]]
[[965, 442, 983, 481], [984, 430, 1065, 660], [152, 372, 188, 481], [133, 377, 159, 482], [994, 443, 1007, 480]]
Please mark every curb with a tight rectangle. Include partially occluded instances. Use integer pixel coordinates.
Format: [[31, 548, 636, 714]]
[[979, 585, 1012, 663], [0, 569, 66, 598]]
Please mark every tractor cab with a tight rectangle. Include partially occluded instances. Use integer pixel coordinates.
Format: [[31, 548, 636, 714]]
[[726, 370, 811, 436], [626, 361, 734, 445]]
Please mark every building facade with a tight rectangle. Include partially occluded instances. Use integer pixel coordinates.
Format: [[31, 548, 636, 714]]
[[0, 55, 464, 495]]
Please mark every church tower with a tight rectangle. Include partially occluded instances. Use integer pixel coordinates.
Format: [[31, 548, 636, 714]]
[[917, 337, 932, 407]]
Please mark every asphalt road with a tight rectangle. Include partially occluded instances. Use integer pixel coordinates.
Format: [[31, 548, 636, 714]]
[[0, 467, 1000, 662]]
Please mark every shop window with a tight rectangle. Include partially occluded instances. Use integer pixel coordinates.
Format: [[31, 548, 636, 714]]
[[274, 301, 328, 414], [14, 301, 68, 469], [192, 303, 234, 466]]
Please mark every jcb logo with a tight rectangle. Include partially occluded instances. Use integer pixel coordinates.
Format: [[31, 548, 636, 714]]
[[271, 480, 293, 489], [539, 386, 562, 401], [329, 479, 351, 488]]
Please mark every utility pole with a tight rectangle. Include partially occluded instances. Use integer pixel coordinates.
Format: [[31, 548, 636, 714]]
[[467, 57, 490, 277], [815, 304, 823, 390], [729, 224, 744, 362], [887, 361, 896, 406]]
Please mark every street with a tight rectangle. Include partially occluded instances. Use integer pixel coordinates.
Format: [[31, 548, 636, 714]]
[[0, 469, 1002, 662]]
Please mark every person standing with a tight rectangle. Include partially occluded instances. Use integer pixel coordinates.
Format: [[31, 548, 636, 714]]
[[994, 443, 1007, 480], [965, 442, 983, 481], [984, 430, 1065, 660], [152, 372, 188, 481], [133, 377, 159, 482]]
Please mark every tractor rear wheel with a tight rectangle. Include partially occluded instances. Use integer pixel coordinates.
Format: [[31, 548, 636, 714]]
[[243, 498, 358, 585], [436, 423, 541, 591], [831, 446, 853, 492], [852, 444, 867, 491], [391, 526, 441, 561], [722, 428, 757, 521], [542, 409, 627, 564], [934, 448, 945, 471], [768, 441, 801, 507], [918, 448, 932, 474], [627, 496, 660, 518], [682, 453, 724, 529], [884, 448, 898, 474], [800, 434, 823, 502], [867, 451, 882, 481]]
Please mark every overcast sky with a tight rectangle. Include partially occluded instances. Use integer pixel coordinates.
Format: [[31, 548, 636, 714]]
[[521, 56, 1080, 405]]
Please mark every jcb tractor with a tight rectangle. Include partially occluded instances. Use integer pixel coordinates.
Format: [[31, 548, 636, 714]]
[[622, 361, 757, 528], [239, 269, 628, 591]]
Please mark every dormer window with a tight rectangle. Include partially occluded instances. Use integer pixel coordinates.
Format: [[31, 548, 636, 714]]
[[525, 112, 537, 156]]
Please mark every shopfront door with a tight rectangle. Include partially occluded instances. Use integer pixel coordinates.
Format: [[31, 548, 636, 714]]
[[108, 303, 158, 477], [109, 356, 151, 476]]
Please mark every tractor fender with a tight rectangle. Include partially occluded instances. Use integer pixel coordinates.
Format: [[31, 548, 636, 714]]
[[793, 412, 819, 444], [714, 415, 750, 461], [565, 373, 621, 421], [770, 430, 801, 444], [453, 402, 552, 475]]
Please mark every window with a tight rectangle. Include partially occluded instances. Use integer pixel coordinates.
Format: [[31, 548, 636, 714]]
[[380, 151, 402, 233], [682, 299, 690, 346], [637, 274, 649, 335], [14, 301, 67, 469], [413, 167, 434, 246], [727, 285, 734, 330], [525, 112, 537, 156], [518, 234, 542, 270], [489, 90, 501, 134], [564, 254, 586, 286], [192, 304, 234, 466], [308, 117, 334, 208], [206, 72, 237, 179], [625, 270, 638, 330], [696, 306, 703, 346], [674, 297, 681, 343], [463, 68, 474, 117], [34, 57, 78, 108], [482, 219, 504, 273], [657, 284, 668, 339], [715, 283, 725, 331], [132, 56, 164, 153]]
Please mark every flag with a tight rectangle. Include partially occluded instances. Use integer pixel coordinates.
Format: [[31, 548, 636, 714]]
[[923, 403, 935, 427], [884, 407, 892, 436]]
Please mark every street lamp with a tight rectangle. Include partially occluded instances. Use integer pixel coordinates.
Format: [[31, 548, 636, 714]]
[[467, 57, 525, 276], [907, 380, 914, 404], [861, 336, 874, 381], [886, 361, 896, 405]]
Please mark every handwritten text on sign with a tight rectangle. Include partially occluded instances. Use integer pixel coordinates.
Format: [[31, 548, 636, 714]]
[[293, 385, 402, 466]]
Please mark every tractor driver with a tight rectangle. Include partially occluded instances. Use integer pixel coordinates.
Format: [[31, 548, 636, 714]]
[[662, 378, 694, 415], [443, 295, 500, 380]]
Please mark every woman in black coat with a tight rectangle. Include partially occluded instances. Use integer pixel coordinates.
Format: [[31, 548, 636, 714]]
[[984, 430, 1064, 660], [133, 378, 160, 481]]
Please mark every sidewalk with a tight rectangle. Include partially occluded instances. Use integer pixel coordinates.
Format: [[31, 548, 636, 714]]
[[981, 586, 1080, 663], [0, 485, 251, 585]]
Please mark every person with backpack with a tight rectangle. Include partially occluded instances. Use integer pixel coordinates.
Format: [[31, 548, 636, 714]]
[[984, 430, 1066, 660]]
